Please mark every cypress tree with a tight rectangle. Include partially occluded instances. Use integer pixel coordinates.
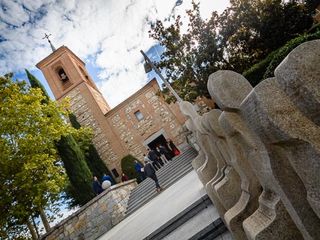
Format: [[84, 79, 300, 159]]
[[69, 113, 114, 182], [25, 69, 50, 102], [26, 70, 94, 206], [56, 135, 94, 205]]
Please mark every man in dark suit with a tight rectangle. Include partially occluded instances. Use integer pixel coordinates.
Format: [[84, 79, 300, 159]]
[[144, 159, 162, 193]]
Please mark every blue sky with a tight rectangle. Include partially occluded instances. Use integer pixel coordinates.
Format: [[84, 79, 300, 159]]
[[1, 0, 230, 107]]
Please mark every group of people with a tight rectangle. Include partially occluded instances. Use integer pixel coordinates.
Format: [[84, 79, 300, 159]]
[[134, 139, 181, 192], [93, 139, 181, 195], [93, 172, 130, 196], [92, 173, 113, 196], [147, 139, 180, 170]]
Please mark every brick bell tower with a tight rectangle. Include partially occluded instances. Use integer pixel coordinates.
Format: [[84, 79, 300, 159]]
[[36, 42, 125, 181], [36, 46, 110, 113]]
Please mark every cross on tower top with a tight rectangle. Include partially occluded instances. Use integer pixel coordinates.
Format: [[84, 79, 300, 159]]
[[43, 33, 56, 52]]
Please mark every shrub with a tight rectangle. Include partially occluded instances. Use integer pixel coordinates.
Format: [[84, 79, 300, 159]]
[[264, 30, 320, 79], [121, 155, 143, 182], [243, 50, 278, 86], [243, 30, 320, 85]]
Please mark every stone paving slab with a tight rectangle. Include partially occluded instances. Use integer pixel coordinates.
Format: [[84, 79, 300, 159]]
[[98, 170, 206, 240]]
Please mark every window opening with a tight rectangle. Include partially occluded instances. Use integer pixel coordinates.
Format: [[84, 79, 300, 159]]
[[134, 110, 144, 121]]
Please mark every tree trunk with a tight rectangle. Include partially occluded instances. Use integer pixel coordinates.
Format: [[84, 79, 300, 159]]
[[26, 218, 38, 240], [39, 207, 51, 232], [32, 216, 40, 238]]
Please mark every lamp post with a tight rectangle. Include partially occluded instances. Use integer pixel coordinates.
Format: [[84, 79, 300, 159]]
[[140, 50, 182, 102]]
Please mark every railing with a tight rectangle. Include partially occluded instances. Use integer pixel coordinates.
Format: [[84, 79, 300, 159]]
[[179, 40, 320, 240]]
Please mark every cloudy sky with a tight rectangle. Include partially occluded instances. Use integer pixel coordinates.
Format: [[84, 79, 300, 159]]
[[0, 0, 229, 107]]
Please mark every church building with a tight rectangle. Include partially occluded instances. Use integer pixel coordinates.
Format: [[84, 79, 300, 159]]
[[36, 46, 187, 181]]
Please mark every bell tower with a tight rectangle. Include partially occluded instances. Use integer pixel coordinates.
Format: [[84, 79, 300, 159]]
[[36, 46, 110, 114]]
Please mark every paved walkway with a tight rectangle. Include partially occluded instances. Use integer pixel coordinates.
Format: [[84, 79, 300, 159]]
[[98, 170, 206, 240]]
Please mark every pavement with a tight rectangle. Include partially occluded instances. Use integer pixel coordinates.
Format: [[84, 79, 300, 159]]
[[98, 170, 207, 240]]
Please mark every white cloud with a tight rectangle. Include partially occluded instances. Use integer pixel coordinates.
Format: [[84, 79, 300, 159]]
[[0, 0, 229, 107]]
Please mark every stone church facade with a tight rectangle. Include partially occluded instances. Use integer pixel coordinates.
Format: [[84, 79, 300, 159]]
[[36, 46, 186, 181]]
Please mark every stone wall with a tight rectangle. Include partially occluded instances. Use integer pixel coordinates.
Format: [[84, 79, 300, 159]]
[[105, 80, 186, 163], [66, 87, 120, 174], [180, 40, 320, 239], [41, 180, 137, 240]]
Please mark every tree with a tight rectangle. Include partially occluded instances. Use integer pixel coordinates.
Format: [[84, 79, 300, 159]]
[[26, 70, 95, 207], [0, 74, 71, 239], [219, 0, 313, 73], [149, 1, 313, 100], [149, 2, 226, 102], [305, 0, 320, 15], [69, 113, 114, 181], [25, 69, 49, 101], [56, 135, 94, 206]]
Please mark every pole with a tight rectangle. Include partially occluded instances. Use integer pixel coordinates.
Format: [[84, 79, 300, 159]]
[[140, 50, 182, 102]]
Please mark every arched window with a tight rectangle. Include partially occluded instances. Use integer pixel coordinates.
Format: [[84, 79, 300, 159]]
[[57, 67, 69, 82]]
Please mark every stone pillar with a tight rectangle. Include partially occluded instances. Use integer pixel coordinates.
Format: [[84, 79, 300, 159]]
[[240, 40, 320, 239], [208, 71, 262, 239]]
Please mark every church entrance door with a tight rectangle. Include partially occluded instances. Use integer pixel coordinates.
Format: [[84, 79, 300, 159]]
[[147, 134, 167, 150], [143, 129, 168, 150]]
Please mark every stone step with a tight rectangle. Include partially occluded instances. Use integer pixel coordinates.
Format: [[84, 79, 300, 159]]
[[128, 162, 193, 203], [125, 147, 198, 216], [127, 148, 196, 198], [155, 146, 196, 174], [129, 149, 197, 192], [125, 164, 193, 215], [188, 219, 229, 240], [128, 154, 195, 198], [142, 195, 227, 240], [126, 164, 193, 212]]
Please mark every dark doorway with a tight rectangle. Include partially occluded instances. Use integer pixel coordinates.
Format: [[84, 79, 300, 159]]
[[147, 134, 167, 150]]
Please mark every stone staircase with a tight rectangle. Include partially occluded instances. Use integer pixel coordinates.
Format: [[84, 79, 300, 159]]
[[144, 195, 229, 240], [125, 146, 198, 216]]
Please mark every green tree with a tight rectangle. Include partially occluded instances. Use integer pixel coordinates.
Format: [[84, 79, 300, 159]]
[[26, 70, 95, 207], [70, 113, 114, 181], [305, 0, 320, 15], [149, 1, 313, 100], [25, 69, 49, 101], [219, 0, 313, 73], [149, 2, 226, 102], [56, 135, 94, 206], [0, 74, 70, 239]]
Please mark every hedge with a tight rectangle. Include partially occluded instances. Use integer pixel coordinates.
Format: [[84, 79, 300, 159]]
[[263, 30, 320, 79], [243, 50, 278, 86], [243, 30, 320, 85]]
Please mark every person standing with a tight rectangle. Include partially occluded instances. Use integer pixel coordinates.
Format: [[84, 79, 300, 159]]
[[157, 145, 169, 164], [101, 173, 112, 190], [155, 146, 165, 165], [144, 159, 162, 193], [121, 173, 129, 182], [134, 160, 146, 182], [92, 176, 103, 196], [147, 149, 162, 170], [159, 144, 172, 161], [168, 139, 180, 156], [102, 173, 113, 184]]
